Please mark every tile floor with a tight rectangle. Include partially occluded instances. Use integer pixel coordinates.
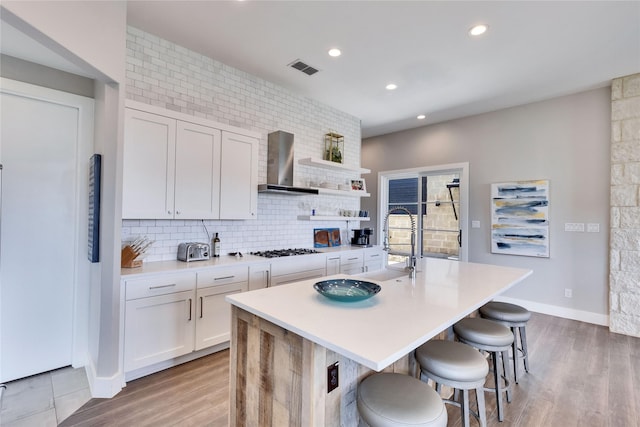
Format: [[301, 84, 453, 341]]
[[0, 367, 91, 426]]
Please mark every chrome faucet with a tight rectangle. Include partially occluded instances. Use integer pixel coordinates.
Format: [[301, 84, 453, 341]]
[[383, 207, 417, 278]]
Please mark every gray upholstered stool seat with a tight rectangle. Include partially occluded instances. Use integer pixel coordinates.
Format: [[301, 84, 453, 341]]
[[416, 340, 489, 427], [453, 317, 514, 422], [357, 372, 448, 427], [480, 301, 531, 383]]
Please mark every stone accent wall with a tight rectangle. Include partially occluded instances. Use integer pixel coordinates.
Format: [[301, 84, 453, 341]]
[[610, 73, 640, 337]]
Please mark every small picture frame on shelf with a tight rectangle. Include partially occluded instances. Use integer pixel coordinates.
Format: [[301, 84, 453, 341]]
[[350, 178, 366, 192]]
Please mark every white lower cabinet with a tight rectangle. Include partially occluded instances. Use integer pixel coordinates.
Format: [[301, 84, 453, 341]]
[[195, 282, 245, 351], [123, 272, 197, 372], [364, 247, 384, 272], [270, 255, 326, 287], [333, 248, 385, 275], [122, 249, 384, 377], [123, 266, 248, 374], [195, 265, 248, 351], [326, 255, 341, 275], [249, 262, 271, 290], [340, 252, 365, 274]]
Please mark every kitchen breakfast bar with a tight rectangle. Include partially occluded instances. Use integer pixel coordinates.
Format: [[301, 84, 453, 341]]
[[226, 257, 532, 426]]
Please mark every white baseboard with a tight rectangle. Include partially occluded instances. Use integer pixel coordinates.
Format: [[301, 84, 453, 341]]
[[124, 343, 228, 382], [85, 356, 124, 399], [494, 296, 609, 327]]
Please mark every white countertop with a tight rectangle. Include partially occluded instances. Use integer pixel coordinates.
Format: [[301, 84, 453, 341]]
[[226, 257, 532, 371], [120, 245, 381, 278]]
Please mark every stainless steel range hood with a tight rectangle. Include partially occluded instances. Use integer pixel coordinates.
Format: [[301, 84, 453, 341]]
[[258, 131, 319, 195]]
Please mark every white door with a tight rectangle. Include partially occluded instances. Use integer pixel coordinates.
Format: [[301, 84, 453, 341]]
[[0, 80, 93, 382], [379, 162, 469, 264]]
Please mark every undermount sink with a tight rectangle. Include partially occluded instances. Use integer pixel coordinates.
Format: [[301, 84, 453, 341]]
[[359, 268, 409, 282]]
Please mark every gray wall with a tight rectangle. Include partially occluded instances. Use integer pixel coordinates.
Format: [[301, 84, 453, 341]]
[[362, 87, 611, 320]]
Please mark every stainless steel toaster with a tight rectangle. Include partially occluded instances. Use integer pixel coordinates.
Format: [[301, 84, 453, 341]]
[[177, 242, 210, 262]]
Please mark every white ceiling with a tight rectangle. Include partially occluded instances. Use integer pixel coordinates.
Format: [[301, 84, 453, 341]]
[[2, 2, 639, 138], [126, 1, 640, 137]]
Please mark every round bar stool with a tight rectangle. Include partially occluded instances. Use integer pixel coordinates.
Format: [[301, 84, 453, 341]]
[[357, 372, 448, 427], [480, 301, 531, 384], [453, 317, 514, 422], [416, 340, 489, 427]]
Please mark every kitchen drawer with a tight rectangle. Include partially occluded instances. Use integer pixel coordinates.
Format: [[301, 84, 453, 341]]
[[365, 250, 383, 262], [197, 265, 249, 288], [271, 254, 326, 276], [340, 252, 364, 265], [270, 268, 326, 287], [125, 272, 196, 301]]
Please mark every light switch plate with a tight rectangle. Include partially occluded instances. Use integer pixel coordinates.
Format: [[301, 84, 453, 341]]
[[587, 223, 600, 233], [471, 220, 480, 228], [564, 223, 585, 232]]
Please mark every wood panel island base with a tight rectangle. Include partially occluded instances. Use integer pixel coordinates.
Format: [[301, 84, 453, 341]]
[[227, 258, 532, 426], [230, 306, 416, 426]]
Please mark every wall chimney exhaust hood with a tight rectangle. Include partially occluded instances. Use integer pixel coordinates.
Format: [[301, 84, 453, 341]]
[[258, 131, 319, 195]]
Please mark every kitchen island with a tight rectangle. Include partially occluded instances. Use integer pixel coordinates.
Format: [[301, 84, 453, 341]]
[[226, 257, 532, 426]]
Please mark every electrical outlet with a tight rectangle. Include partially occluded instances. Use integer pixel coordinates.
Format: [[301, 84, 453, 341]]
[[472, 220, 480, 228], [327, 362, 339, 393], [564, 288, 573, 298], [587, 223, 600, 233]]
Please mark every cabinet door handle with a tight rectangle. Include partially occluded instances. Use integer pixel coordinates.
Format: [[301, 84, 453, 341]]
[[199, 296, 203, 318], [266, 271, 270, 288], [149, 283, 176, 290], [176, 210, 181, 215], [348, 257, 359, 261], [328, 257, 340, 260], [214, 275, 235, 281], [188, 298, 192, 321], [167, 210, 172, 215], [370, 254, 380, 258]]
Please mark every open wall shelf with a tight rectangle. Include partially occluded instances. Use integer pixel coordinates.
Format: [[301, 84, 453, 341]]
[[297, 215, 370, 221], [298, 158, 370, 174]]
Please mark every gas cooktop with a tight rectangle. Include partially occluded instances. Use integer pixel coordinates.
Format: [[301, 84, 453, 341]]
[[250, 248, 319, 258]]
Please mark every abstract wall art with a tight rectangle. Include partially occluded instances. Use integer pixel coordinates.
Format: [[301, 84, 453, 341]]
[[491, 180, 550, 258]]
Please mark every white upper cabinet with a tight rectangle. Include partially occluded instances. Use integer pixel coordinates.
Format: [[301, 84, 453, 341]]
[[123, 109, 176, 219], [123, 102, 259, 220], [175, 121, 221, 219], [220, 132, 258, 219]]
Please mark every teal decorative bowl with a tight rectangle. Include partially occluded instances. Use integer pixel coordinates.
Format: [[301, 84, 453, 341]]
[[313, 279, 381, 302]]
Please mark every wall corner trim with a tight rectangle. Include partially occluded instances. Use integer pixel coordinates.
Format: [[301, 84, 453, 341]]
[[85, 357, 124, 399]]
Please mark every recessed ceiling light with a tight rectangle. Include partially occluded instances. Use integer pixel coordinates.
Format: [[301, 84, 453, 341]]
[[417, 114, 426, 120], [386, 83, 398, 90], [469, 24, 488, 36], [328, 48, 342, 57]]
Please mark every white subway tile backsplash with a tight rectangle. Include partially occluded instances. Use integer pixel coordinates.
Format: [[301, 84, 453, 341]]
[[124, 26, 365, 261]]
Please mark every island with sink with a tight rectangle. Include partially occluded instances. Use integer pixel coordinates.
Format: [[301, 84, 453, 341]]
[[226, 257, 532, 426]]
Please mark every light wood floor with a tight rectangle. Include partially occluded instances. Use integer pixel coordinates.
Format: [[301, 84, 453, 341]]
[[60, 313, 640, 426]]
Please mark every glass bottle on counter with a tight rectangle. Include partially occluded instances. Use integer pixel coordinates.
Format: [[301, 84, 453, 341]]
[[212, 233, 221, 257]]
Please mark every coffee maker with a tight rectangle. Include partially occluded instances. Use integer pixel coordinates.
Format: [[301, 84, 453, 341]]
[[351, 228, 373, 247]]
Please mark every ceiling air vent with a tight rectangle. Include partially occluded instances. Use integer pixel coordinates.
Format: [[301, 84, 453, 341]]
[[288, 59, 319, 76]]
